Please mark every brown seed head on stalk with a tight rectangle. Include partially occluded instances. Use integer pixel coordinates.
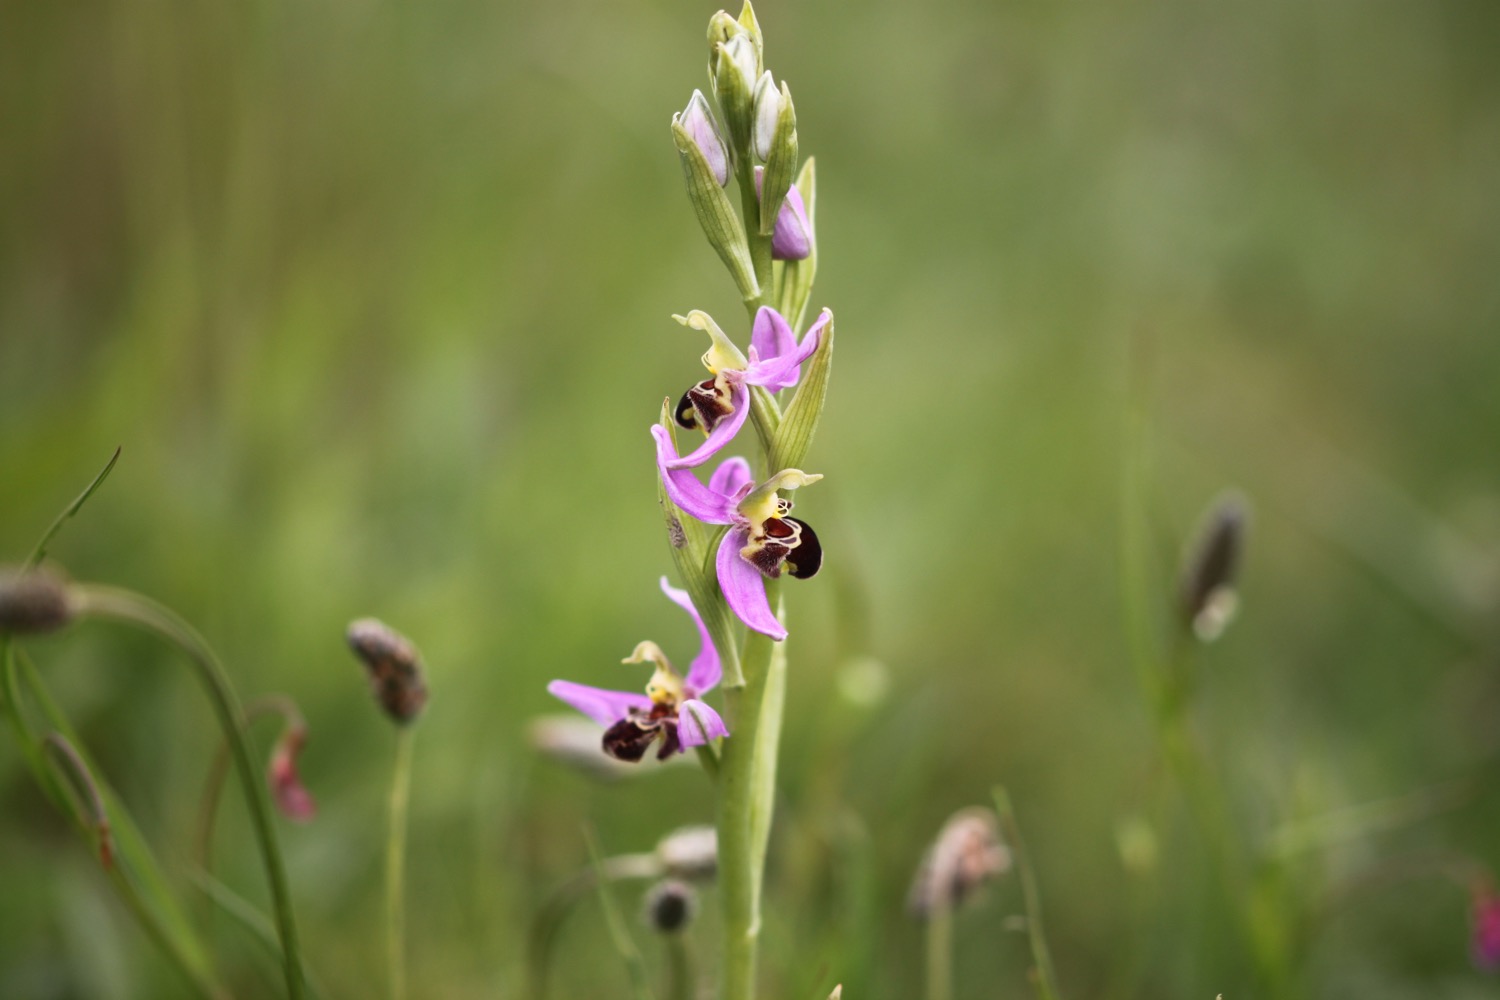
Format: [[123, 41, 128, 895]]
[[0, 568, 75, 636], [346, 618, 428, 724], [907, 806, 1011, 919], [642, 879, 698, 934], [1178, 491, 1249, 642]]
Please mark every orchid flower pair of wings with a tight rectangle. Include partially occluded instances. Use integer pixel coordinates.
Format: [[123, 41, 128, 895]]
[[667, 306, 831, 469], [548, 578, 729, 761]]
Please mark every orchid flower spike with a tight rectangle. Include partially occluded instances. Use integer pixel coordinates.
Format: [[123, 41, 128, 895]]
[[653, 434, 824, 640], [548, 578, 729, 762], [669, 306, 830, 469], [753, 165, 813, 260]]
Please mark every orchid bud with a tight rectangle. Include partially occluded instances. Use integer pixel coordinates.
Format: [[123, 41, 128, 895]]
[[0, 568, 74, 635], [707, 10, 742, 52], [642, 879, 698, 934], [655, 824, 718, 880], [671, 119, 758, 302], [756, 80, 797, 236], [753, 166, 812, 261], [775, 158, 819, 327], [676, 90, 729, 188], [712, 34, 758, 155], [1178, 491, 1249, 642], [752, 72, 780, 160], [347, 617, 428, 725], [267, 724, 316, 822], [908, 807, 1011, 919]]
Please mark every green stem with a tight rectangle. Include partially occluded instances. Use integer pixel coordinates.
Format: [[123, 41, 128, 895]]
[[71, 585, 306, 1000], [387, 727, 416, 1000], [527, 853, 661, 1000], [717, 585, 786, 1000], [924, 902, 953, 1000], [664, 933, 692, 1000], [3, 641, 231, 1000], [993, 788, 1062, 1000], [736, 164, 774, 317]]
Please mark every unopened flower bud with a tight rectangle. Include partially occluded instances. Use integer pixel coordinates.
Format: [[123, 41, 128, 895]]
[[752, 72, 780, 161], [655, 824, 718, 880], [1178, 491, 1249, 642], [268, 725, 316, 822], [676, 90, 729, 187], [908, 807, 1011, 919], [712, 34, 758, 154], [347, 618, 428, 725], [707, 10, 742, 51], [642, 879, 698, 934], [754, 166, 812, 261], [0, 568, 75, 635]]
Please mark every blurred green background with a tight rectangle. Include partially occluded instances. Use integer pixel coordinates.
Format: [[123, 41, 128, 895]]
[[4, 0, 1500, 997]]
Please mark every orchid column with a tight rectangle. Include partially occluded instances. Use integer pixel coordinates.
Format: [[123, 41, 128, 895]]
[[665, 8, 833, 1000]]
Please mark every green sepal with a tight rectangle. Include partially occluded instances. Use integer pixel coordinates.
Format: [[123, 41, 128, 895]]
[[758, 84, 798, 236], [768, 315, 834, 473], [776, 158, 818, 330], [655, 403, 744, 687], [711, 36, 758, 160], [737, 0, 763, 70], [671, 119, 760, 304]]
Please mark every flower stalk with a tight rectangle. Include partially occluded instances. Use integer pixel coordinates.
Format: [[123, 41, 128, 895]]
[[69, 584, 307, 1000]]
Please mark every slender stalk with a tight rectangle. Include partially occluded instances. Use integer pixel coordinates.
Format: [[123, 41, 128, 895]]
[[736, 164, 773, 317], [924, 901, 953, 1000], [527, 853, 662, 1000], [585, 831, 657, 1000], [664, 933, 692, 1000], [717, 586, 784, 1000], [3, 642, 231, 1000], [386, 727, 416, 1000], [71, 585, 306, 1000], [993, 788, 1062, 1000]]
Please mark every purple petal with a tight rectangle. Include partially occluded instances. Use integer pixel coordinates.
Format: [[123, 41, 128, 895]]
[[677, 699, 730, 748], [547, 680, 651, 727], [659, 576, 722, 694], [743, 310, 827, 391], [752, 167, 813, 262], [653, 425, 736, 524], [708, 456, 754, 499], [661, 382, 750, 470], [716, 529, 787, 640], [772, 184, 813, 261], [750, 307, 796, 368], [679, 90, 729, 188]]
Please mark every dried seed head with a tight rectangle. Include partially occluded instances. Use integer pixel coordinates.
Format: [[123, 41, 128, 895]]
[[655, 825, 718, 881], [1178, 491, 1249, 642], [908, 807, 1011, 919], [642, 879, 698, 934], [0, 568, 75, 635], [346, 618, 428, 725]]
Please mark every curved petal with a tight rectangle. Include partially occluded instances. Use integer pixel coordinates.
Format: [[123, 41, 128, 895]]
[[653, 425, 736, 524], [708, 456, 754, 499], [659, 576, 721, 694], [547, 680, 651, 727], [743, 311, 826, 392], [677, 699, 730, 748], [771, 184, 813, 261], [662, 382, 750, 470], [750, 307, 796, 367], [716, 529, 787, 640]]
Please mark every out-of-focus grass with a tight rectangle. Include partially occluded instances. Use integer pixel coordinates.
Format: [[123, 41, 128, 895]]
[[3, 0, 1500, 996]]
